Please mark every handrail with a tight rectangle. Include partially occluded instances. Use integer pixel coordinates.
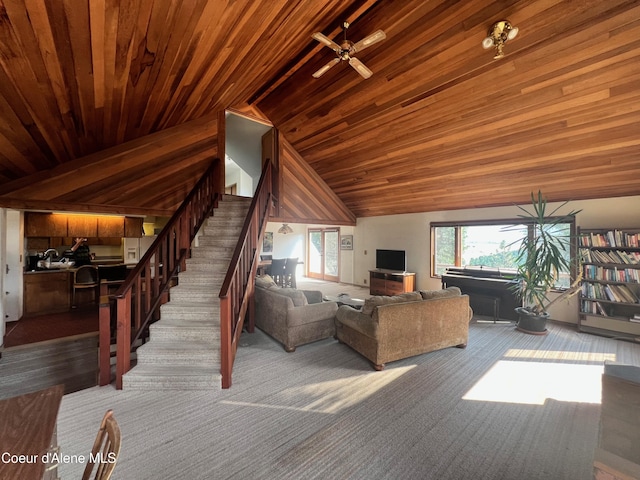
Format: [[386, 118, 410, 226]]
[[219, 160, 273, 388], [101, 159, 222, 389]]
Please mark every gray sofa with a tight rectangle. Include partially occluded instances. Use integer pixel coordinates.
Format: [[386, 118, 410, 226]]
[[254, 275, 338, 352]]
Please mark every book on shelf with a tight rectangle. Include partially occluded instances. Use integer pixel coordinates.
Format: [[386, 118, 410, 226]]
[[580, 230, 640, 248], [601, 284, 639, 304]]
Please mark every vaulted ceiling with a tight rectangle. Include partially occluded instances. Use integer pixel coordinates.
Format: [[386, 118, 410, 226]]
[[0, 0, 639, 218]]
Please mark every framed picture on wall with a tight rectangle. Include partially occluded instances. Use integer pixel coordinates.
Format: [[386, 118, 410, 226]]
[[263, 232, 273, 252], [340, 235, 353, 250]]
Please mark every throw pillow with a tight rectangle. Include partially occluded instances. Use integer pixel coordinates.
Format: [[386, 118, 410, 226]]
[[420, 286, 461, 300], [256, 274, 278, 289], [275, 288, 308, 307], [362, 291, 422, 315]]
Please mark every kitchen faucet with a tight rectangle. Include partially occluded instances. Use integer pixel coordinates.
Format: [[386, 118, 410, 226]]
[[43, 248, 59, 259]]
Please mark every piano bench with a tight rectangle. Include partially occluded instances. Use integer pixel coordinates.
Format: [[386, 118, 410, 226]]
[[471, 294, 501, 323]]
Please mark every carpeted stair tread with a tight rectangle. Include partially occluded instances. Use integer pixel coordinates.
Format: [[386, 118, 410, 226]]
[[160, 304, 221, 321], [123, 194, 247, 391], [136, 340, 220, 366], [169, 285, 220, 302], [149, 324, 219, 342], [122, 364, 221, 390]]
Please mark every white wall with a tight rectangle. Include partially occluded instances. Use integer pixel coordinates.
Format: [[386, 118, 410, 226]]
[[264, 222, 356, 284], [354, 195, 640, 325], [262, 195, 639, 325], [0, 209, 5, 342], [225, 161, 254, 196], [1, 209, 24, 340], [225, 112, 271, 192]]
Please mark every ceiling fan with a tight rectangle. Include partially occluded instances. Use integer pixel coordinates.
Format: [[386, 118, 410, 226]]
[[312, 21, 386, 79]]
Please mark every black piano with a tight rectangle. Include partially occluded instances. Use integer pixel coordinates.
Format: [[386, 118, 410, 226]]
[[441, 267, 521, 321]]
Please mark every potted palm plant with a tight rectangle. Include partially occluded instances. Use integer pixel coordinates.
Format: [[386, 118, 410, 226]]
[[511, 191, 583, 334]]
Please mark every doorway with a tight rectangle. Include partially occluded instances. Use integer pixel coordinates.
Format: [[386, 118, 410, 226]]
[[307, 228, 339, 282]]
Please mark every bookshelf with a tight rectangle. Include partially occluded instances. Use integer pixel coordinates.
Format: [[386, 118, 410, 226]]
[[578, 229, 640, 339]]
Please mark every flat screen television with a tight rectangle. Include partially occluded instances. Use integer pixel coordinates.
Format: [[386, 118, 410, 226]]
[[376, 249, 406, 272]]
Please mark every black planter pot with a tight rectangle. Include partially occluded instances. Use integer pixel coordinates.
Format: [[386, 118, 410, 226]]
[[515, 307, 549, 335]]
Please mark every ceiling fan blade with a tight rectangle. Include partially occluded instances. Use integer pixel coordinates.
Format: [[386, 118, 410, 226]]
[[312, 32, 340, 52], [352, 30, 386, 53], [313, 57, 340, 78], [349, 57, 373, 79]]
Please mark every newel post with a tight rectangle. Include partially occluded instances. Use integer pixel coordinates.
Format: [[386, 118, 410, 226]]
[[220, 296, 232, 389], [115, 292, 132, 390], [99, 295, 111, 386]]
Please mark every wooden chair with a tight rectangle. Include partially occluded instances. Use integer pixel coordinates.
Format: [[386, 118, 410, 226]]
[[82, 409, 121, 480], [283, 257, 298, 288], [73, 265, 99, 307], [270, 258, 287, 286]]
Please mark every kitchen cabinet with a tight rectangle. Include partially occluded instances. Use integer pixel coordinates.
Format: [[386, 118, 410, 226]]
[[124, 217, 144, 237], [97, 216, 125, 237], [67, 215, 97, 237], [23, 271, 71, 316], [26, 213, 142, 238], [25, 213, 67, 237]]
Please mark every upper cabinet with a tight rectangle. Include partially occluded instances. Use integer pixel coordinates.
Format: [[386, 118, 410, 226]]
[[97, 216, 125, 237], [25, 213, 144, 238], [124, 217, 144, 237], [24, 213, 68, 237], [67, 215, 98, 238]]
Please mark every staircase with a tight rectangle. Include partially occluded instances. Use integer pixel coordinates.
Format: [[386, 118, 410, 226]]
[[122, 195, 252, 390]]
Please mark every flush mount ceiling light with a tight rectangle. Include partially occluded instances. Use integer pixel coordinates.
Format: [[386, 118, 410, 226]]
[[482, 20, 519, 59], [278, 223, 294, 234]]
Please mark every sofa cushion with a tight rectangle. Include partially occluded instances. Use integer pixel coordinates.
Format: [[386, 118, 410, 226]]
[[256, 274, 278, 289], [362, 291, 422, 315], [274, 288, 308, 307], [419, 286, 462, 300]]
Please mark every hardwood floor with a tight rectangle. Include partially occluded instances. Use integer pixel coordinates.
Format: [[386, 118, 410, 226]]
[[2, 307, 99, 349]]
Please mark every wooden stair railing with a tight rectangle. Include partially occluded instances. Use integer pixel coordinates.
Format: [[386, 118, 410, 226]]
[[220, 160, 273, 388], [100, 159, 222, 389]]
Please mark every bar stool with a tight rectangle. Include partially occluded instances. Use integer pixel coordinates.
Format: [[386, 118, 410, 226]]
[[73, 265, 99, 308]]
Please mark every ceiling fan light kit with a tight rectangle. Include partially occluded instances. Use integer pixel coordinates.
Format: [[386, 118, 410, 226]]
[[482, 20, 519, 59], [312, 21, 386, 79]]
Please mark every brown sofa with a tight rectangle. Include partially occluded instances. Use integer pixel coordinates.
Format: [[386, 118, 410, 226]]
[[335, 287, 472, 370], [254, 275, 338, 352]]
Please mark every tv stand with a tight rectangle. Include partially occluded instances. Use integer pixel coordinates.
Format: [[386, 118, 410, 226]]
[[369, 270, 416, 296]]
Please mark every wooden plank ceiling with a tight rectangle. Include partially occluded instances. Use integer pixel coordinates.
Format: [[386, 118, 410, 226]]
[[258, 0, 640, 216], [0, 0, 639, 218]]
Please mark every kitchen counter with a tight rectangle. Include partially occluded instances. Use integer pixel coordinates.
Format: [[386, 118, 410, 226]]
[[24, 260, 128, 274], [24, 268, 75, 274], [22, 262, 131, 316], [23, 270, 72, 316]]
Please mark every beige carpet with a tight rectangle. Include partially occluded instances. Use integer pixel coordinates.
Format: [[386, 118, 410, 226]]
[[55, 282, 640, 479]]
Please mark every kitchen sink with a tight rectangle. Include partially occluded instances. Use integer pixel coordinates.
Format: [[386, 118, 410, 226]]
[[37, 260, 75, 270]]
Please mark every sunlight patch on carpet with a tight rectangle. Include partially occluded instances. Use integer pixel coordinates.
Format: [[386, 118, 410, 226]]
[[503, 349, 616, 363], [221, 366, 415, 414], [463, 360, 603, 405]]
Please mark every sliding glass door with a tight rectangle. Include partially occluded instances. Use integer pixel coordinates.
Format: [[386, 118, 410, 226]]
[[307, 228, 339, 282]]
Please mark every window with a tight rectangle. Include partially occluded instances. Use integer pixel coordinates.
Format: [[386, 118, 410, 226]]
[[431, 218, 576, 288]]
